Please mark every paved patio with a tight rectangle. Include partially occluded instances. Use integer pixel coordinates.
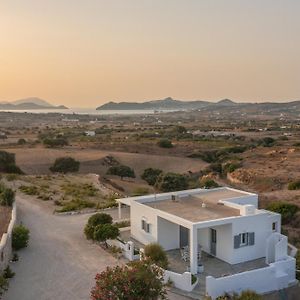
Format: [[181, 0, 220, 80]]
[[167, 249, 268, 296]]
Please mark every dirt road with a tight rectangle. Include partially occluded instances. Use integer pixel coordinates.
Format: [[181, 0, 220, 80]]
[[3, 195, 188, 300]]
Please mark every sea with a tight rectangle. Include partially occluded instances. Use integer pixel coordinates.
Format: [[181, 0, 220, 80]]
[[0, 108, 172, 115]]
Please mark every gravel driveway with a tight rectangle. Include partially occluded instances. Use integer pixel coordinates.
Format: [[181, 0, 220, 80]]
[[3, 195, 189, 300]]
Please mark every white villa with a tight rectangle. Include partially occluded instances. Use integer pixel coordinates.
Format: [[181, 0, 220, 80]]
[[117, 187, 297, 298]]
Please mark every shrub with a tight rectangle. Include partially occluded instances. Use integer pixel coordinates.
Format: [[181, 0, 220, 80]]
[[0, 185, 15, 206], [238, 290, 262, 300], [141, 168, 163, 185], [107, 165, 135, 180], [144, 243, 169, 269], [50, 157, 80, 173], [157, 139, 173, 148], [91, 260, 167, 300], [93, 223, 119, 247], [43, 137, 68, 148], [260, 137, 275, 147], [199, 177, 219, 189], [223, 162, 242, 174], [266, 202, 299, 224], [3, 266, 15, 279], [288, 180, 300, 190], [0, 276, 8, 297], [114, 220, 130, 228], [19, 185, 39, 196], [17, 138, 26, 145], [12, 225, 30, 250], [84, 213, 113, 240], [155, 172, 188, 192]]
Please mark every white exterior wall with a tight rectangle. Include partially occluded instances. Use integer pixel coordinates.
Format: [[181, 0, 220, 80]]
[[230, 212, 281, 264], [130, 202, 158, 245], [157, 217, 180, 250], [206, 256, 296, 299]]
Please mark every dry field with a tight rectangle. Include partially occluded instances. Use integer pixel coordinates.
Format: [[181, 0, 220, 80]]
[[4, 146, 207, 176]]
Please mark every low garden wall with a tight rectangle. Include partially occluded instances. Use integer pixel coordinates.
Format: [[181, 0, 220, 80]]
[[206, 256, 296, 299], [0, 202, 17, 272], [164, 270, 198, 292]]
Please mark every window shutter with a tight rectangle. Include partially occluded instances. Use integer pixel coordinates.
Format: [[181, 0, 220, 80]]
[[249, 232, 255, 245], [234, 235, 240, 249], [146, 223, 150, 233], [141, 219, 145, 230]]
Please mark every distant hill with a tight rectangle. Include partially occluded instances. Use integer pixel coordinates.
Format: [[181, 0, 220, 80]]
[[96, 97, 300, 115], [0, 97, 68, 110], [97, 97, 212, 110]]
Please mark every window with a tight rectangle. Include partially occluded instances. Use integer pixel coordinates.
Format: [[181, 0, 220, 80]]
[[234, 232, 255, 249], [141, 218, 151, 233], [240, 233, 249, 246], [272, 222, 277, 232]]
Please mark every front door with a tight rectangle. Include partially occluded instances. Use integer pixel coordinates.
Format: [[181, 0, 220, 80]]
[[210, 228, 217, 256], [179, 226, 189, 248]]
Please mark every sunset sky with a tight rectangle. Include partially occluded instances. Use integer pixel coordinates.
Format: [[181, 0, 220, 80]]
[[1, 0, 300, 107]]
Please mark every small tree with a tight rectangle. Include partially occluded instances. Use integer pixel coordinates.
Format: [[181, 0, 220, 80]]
[[84, 213, 113, 240], [93, 224, 119, 247], [144, 243, 169, 269], [12, 224, 30, 250], [155, 172, 188, 192], [50, 157, 80, 173], [141, 168, 163, 186], [107, 165, 135, 180], [157, 139, 173, 148], [91, 260, 167, 300], [0, 150, 23, 174]]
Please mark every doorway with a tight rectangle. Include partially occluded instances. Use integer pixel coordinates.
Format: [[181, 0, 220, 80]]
[[210, 228, 217, 256], [179, 226, 189, 248]]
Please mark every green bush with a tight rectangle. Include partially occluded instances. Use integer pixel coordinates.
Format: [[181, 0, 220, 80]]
[[84, 213, 113, 240], [107, 165, 135, 180], [88, 213, 113, 226], [12, 225, 30, 250], [155, 172, 188, 192], [93, 224, 119, 246], [266, 202, 299, 224], [56, 199, 95, 212], [131, 187, 149, 196], [144, 243, 169, 269], [141, 168, 163, 185], [17, 138, 26, 145], [0, 184, 15, 206], [238, 290, 262, 300], [50, 157, 80, 173], [157, 139, 173, 148], [288, 180, 300, 190]]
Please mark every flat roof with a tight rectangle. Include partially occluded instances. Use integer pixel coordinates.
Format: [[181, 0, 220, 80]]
[[144, 189, 243, 223]]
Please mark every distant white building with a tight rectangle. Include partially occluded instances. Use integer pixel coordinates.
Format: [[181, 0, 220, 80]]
[[84, 130, 95, 137], [117, 187, 297, 298]]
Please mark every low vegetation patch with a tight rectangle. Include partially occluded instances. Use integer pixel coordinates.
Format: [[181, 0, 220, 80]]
[[0, 184, 15, 207], [266, 202, 299, 224], [288, 180, 300, 190], [12, 224, 30, 250], [155, 172, 188, 192], [144, 243, 169, 269], [141, 168, 163, 186], [157, 138, 173, 148]]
